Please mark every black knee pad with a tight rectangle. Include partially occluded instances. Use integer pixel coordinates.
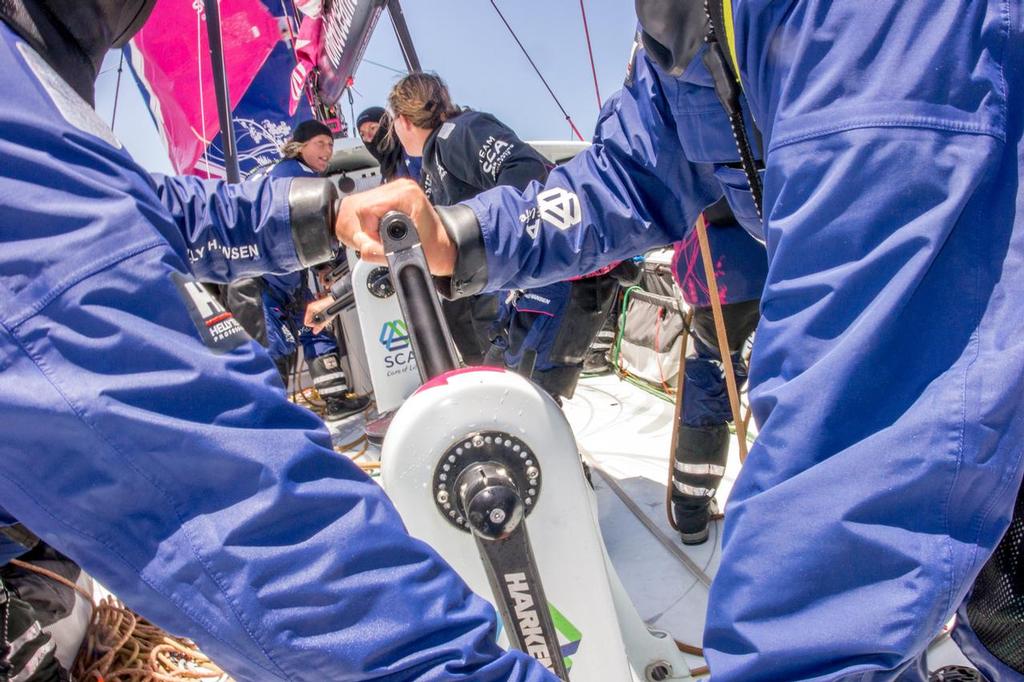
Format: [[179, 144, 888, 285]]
[[671, 423, 730, 505]]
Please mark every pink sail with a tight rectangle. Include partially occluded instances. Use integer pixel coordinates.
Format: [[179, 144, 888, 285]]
[[129, 0, 288, 176]]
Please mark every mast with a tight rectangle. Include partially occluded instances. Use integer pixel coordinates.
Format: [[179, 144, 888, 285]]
[[204, 0, 241, 182], [387, 0, 422, 72]]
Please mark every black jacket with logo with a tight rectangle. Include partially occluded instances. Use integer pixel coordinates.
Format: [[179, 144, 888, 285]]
[[420, 110, 550, 206]]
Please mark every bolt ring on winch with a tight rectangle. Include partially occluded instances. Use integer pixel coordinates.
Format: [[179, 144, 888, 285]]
[[366, 266, 395, 299], [432, 431, 542, 532]]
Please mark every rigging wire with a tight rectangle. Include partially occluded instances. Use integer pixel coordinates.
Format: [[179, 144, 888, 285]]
[[110, 49, 125, 129], [195, 7, 212, 176], [486, 0, 584, 142], [577, 0, 602, 110], [348, 87, 357, 137], [280, 0, 299, 44], [362, 58, 405, 75]]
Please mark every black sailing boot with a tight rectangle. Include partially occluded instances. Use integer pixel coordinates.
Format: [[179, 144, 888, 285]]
[[929, 667, 982, 681], [308, 355, 369, 422], [672, 423, 730, 545]]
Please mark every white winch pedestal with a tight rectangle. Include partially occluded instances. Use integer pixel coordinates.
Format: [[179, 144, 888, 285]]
[[381, 366, 692, 681], [372, 210, 691, 681]]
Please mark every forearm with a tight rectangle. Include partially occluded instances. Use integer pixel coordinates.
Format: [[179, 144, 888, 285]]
[[152, 174, 337, 282], [440, 57, 721, 296], [0, 242, 556, 682]]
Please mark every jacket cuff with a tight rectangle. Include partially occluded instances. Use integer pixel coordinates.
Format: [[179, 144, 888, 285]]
[[288, 178, 337, 267], [435, 204, 488, 299]]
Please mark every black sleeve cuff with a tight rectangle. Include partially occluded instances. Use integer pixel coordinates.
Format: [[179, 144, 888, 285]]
[[435, 204, 489, 299], [288, 178, 337, 267]]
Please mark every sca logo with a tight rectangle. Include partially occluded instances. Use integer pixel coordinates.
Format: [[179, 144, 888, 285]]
[[379, 319, 410, 351], [380, 319, 415, 371]]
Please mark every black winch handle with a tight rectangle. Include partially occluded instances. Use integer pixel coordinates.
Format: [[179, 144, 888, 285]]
[[379, 211, 460, 381], [310, 276, 355, 326], [455, 463, 571, 680], [320, 259, 350, 287]]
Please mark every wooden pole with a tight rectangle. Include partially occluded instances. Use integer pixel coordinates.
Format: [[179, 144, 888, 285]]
[[695, 214, 749, 462]]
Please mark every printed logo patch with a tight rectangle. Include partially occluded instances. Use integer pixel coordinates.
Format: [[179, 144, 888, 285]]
[[479, 136, 514, 181], [172, 273, 248, 353], [536, 188, 582, 230], [437, 121, 456, 140], [379, 319, 410, 352], [519, 207, 542, 239]]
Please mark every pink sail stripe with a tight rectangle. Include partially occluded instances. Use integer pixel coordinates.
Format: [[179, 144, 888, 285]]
[[288, 16, 323, 116], [131, 0, 282, 174]]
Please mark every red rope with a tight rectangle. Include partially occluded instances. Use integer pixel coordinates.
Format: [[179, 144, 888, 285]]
[[488, 0, 585, 141], [578, 0, 602, 110], [653, 307, 674, 395]]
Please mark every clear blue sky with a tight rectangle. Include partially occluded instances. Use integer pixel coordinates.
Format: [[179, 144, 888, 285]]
[[95, 1, 638, 174]]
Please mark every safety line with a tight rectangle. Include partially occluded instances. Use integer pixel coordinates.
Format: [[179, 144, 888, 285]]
[[577, 0, 602, 110], [695, 214, 749, 462], [487, 0, 585, 141], [587, 459, 714, 588]]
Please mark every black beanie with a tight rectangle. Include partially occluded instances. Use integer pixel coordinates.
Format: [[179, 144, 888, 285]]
[[356, 106, 387, 129], [292, 120, 334, 144]]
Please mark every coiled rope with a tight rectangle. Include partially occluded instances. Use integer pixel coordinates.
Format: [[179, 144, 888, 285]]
[[8, 559, 230, 681], [74, 598, 230, 682]]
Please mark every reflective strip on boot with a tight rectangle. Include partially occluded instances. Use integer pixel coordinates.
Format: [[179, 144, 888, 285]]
[[673, 481, 716, 497], [312, 371, 347, 386], [675, 461, 727, 476], [11, 640, 57, 682]]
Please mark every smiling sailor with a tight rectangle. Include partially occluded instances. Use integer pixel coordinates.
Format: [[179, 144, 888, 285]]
[[0, 2, 557, 680], [337, 1, 1024, 679], [261, 120, 370, 421]]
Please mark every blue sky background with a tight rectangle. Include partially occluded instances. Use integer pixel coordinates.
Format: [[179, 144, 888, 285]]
[[95, 1, 638, 174]]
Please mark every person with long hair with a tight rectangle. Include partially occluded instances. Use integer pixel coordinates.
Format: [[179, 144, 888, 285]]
[[314, 73, 623, 404], [385, 73, 535, 367]]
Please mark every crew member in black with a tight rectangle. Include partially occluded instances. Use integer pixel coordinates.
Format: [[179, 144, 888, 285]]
[[357, 106, 420, 183], [386, 73, 549, 366]]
